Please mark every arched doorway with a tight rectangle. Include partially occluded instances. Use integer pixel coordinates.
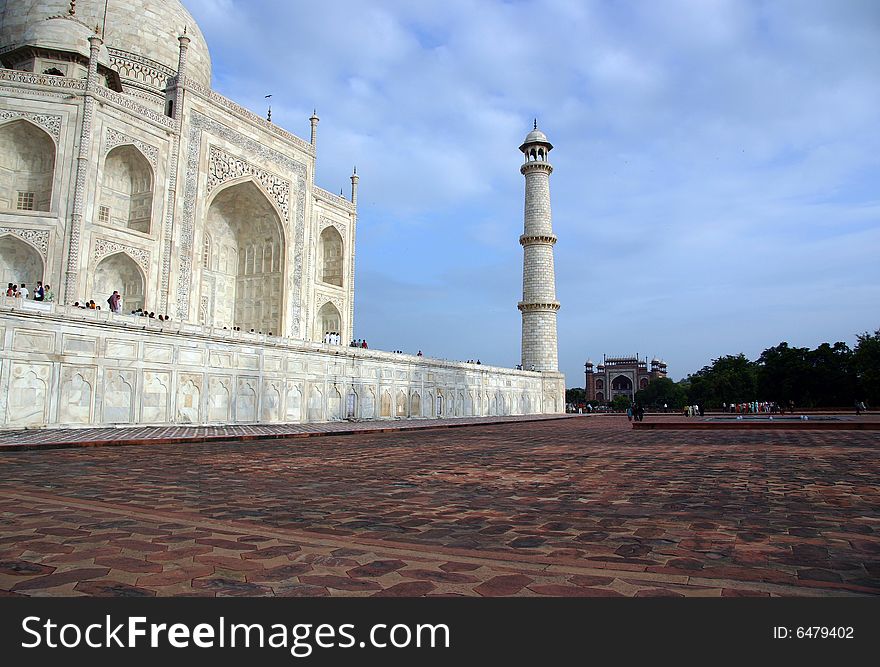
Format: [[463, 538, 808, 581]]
[[318, 226, 344, 286], [0, 119, 55, 212], [317, 301, 342, 341], [101, 145, 153, 232], [346, 389, 357, 419], [410, 391, 421, 417], [200, 181, 284, 333], [93, 253, 144, 312], [0, 235, 43, 291]]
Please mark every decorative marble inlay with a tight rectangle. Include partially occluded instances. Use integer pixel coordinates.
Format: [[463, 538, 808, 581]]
[[93, 238, 150, 273], [104, 127, 160, 168], [93, 86, 174, 129], [0, 110, 62, 141], [207, 146, 290, 220], [0, 228, 50, 259]]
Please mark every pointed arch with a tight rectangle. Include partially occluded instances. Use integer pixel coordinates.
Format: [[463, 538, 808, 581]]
[[316, 301, 341, 341], [200, 180, 285, 334], [396, 389, 407, 417], [0, 119, 55, 212], [93, 252, 145, 312], [410, 391, 421, 417], [0, 234, 44, 290], [101, 144, 154, 232], [319, 226, 344, 287]]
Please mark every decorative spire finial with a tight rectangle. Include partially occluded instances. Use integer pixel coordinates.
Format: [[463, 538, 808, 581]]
[[534, 118, 538, 130], [69, 1, 76, 16]]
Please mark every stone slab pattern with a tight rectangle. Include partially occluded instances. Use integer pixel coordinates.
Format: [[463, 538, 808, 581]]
[[1, 417, 878, 597]]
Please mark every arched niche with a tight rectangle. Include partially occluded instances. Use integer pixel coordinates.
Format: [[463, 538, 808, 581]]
[[93, 252, 145, 312], [316, 301, 341, 340], [201, 180, 285, 334], [319, 226, 344, 287], [0, 235, 43, 290], [101, 145, 153, 232], [611, 375, 633, 391], [0, 119, 55, 212]]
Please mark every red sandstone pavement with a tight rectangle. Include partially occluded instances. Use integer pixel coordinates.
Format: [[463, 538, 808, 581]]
[[0, 416, 878, 597], [0, 414, 570, 451]]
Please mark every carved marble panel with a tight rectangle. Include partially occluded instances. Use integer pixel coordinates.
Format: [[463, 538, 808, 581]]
[[6, 362, 50, 426], [103, 369, 135, 423], [59, 365, 95, 425], [0, 110, 62, 141]]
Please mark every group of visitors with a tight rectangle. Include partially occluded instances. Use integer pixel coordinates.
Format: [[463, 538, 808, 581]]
[[626, 403, 646, 422], [6, 281, 54, 302], [722, 401, 781, 414], [683, 404, 705, 417], [323, 331, 342, 345], [130, 308, 171, 321], [72, 300, 102, 310], [467, 359, 482, 365], [348, 339, 369, 348]]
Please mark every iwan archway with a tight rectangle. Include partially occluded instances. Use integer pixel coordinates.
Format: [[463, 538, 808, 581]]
[[200, 180, 285, 334]]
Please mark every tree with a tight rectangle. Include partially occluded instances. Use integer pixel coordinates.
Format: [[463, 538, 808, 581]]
[[635, 377, 688, 409], [611, 394, 631, 411], [853, 328, 880, 405], [757, 342, 812, 405], [565, 387, 586, 405], [686, 354, 757, 409]]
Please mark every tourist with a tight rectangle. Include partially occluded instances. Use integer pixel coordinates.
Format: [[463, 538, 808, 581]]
[[361, 339, 368, 349], [626, 404, 633, 422], [43, 285, 54, 302], [417, 350, 423, 357], [18, 283, 29, 299], [88, 300, 96, 309], [34, 281, 44, 301], [635, 403, 645, 422], [5, 283, 12, 297], [107, 290, 121, 313]]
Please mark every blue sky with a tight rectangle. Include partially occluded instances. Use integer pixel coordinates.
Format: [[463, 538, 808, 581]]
[[183, 0, 880, 385]]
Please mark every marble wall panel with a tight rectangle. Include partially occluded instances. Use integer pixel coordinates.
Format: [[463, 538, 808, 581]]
[[144, 343, 173, 364], [236, 377, 258, 422], [12, 329, 54, 354], [6, 361, 50, 425], [141, 371, 170, 423], [208, 376, 231, 422], [176, 373, 203, 424], [59, 365, 96, 424], [210, 351, 233, 368], [106, 339, 138, 360], [62, 334, 98, 357], [103, 368, 135, 423], [179, 347, 207, 366]]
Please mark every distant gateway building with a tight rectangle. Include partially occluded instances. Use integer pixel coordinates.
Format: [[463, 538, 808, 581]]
[[585, 355, 668, 403], [0, 0, 565, 429]]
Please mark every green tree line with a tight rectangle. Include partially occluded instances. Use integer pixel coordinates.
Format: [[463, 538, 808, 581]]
[[567, 328, 880, 410]]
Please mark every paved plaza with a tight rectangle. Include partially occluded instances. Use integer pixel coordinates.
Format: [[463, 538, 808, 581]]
[[1, 416, 878, 597]]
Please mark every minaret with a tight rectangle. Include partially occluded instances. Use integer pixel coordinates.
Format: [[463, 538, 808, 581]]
[[518, 121, 560, 372]]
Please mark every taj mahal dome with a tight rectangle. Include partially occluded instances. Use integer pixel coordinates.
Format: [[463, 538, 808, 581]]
[[0, 0, 565, 429]]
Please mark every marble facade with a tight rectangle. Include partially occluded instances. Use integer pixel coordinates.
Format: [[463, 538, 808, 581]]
[[0, 0, 565, 429], [0, 301, 563, 429]]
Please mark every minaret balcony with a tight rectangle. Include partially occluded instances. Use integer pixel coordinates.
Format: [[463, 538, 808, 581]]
[[520, 161, 553, 175], [520, 233, 557, 246], [518, 301, 561, 312]]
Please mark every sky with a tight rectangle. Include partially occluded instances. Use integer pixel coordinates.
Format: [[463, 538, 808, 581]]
[[183, 0, 880, 385]]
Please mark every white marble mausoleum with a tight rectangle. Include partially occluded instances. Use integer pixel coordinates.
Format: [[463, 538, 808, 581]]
[[0, 0, 565, 429]]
